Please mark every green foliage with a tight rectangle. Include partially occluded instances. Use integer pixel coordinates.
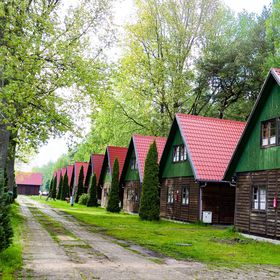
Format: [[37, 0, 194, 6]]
[[51, 176, 57, 200], [0, 204, 23, 279], [0, 193, 13, 252], [57, 176, 63, 200], [106, 159, 120, 213], [87, 174, 98, 207], [139, 141, 160, 221], [75, 166, 84, 203], [13, 183, 17, 200], [78, 193, 89, 205], [61, 174, 69, 201]]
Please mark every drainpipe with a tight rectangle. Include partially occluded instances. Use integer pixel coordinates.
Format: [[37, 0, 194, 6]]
[[198, 182, 207, 221]]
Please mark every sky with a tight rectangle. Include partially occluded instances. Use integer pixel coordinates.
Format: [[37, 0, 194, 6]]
[[18, 0, 272, 172]]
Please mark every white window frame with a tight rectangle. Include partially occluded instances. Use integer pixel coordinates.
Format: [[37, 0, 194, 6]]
[[252, 186, 266, 211], [182, 186, 189, 205], [167, 186, 174, 204]]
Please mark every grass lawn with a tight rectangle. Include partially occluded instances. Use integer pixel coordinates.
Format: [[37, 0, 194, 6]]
[[31, 196, 280, 267], [0, 203, 24, 280]]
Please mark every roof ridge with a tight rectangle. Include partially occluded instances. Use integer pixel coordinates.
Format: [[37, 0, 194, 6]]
[[176, 113, 246, 124]]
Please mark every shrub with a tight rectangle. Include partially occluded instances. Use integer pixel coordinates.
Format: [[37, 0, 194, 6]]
[[107, 158, 120, 213], [57, 175, 63, 200], [51, 176, 57, 200], [75, 166, 84, 203], [61, 173, 69, 201], [78, 193, 89, 205], [139, 141, 160, 221], [87, 174, 98, 207]]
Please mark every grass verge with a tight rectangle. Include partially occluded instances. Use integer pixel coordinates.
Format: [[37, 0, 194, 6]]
[[0, 203, 24, 280], [31, 196, 280, 267]]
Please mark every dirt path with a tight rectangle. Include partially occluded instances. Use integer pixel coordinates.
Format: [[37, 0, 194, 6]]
[[18, 196, 280, 279]]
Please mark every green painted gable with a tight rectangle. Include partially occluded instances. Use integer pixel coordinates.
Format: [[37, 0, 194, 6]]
[[162, 126, 193, 178], [124, 149, 140, 181], [236, 83, 280, 173]]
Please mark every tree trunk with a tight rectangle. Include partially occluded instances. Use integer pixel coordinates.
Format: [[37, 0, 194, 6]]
[[7, 132, 17, 192], [0, 122, 10, 194]]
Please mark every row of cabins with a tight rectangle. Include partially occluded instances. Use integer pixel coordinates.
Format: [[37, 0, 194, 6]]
[[53, 68, 280, 240]]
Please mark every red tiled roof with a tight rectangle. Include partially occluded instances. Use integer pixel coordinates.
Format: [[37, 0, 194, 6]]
[[133, 135, 167, 182], [107, 146, 128, 179], [67, 165, 74, 186], [176, 114, 246, 181], [91, 154, 105, 184], [61, 167, 67, 177], [16, 172, 43, 186], [74, 162, 89, 186]]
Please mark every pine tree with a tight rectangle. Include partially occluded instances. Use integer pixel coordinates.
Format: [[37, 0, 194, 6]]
[[51, 176, 57, 200], [61, 173, 69, 201], [107, 159, 120, 213], [75, 166, 84, 203], [87, 174, 98, 207], [46, 178, 53, 201], [57, 175, 63, 200], [139, 141, 160, 221]]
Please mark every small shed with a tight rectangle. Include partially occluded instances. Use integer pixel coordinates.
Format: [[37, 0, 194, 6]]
[[99, 146, 128, 208], [159, 114, 245, 224], [120, 135, 166, 213], [16, 172, 43, 195]]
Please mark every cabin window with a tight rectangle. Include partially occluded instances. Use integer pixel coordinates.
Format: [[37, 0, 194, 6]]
[[252, 186, 266, 211], [182, 186, 189, 205], [130, 154, 138, 170], [127, 188, 139, 202], [173, 145, 187, 162], [167, 186, 174, 204], [261, 119, 277, 147]]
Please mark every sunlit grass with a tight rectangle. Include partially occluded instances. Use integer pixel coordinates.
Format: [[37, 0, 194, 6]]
[[31, 195, 280, 267]]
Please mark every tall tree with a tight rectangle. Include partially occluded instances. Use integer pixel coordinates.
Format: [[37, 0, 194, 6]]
[[61, 173, 69, 201], [107, 159, 120, 213], [75, 166, 84, 203], [87, 174, 98, 207], [114, 0, 222, 135], [46, 178, 54, 201], [194, 7, 272, 120], [0, 0, 113, 194], [139, 141, 160, 221]]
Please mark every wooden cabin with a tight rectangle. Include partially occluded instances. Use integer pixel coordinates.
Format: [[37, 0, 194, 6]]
[[99, 146, 128, 208], [67, 165, 74, 194], [120, 135, 166, 213], [225, 68, 280, 238], [159, 114, 245, 224], [71, 162, 89, 197], [16, 172, 43, 195], [85, 154, 105, 194]]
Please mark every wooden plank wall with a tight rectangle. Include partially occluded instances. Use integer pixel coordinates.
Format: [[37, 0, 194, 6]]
[[235, 169, 280, 239], [17, 184, 40, 195], [160, 177, 200, 222], [123, 181, 141, 213]]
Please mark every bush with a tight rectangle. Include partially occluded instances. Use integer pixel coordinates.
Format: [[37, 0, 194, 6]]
[[75, 166, 84, 203], [139, 141, 160, 221], [78, 193, 89, 205], [61, 173, 69, 201], [87, 174, 98, 207], [107, 159, 120, 213]]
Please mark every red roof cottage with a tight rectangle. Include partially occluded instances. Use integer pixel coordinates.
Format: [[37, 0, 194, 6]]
[[85, 154, 105, 192], [16, 172, 43, 195], [159, 114, 245, 224], [71, 162, 89, 197], [120, 135, 166, 213], [99, 146, 128, 208]]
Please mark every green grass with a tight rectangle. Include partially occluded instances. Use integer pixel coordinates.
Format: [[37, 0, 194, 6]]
[[31, 196, 280, 267], [0, 203, 24, 280]]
